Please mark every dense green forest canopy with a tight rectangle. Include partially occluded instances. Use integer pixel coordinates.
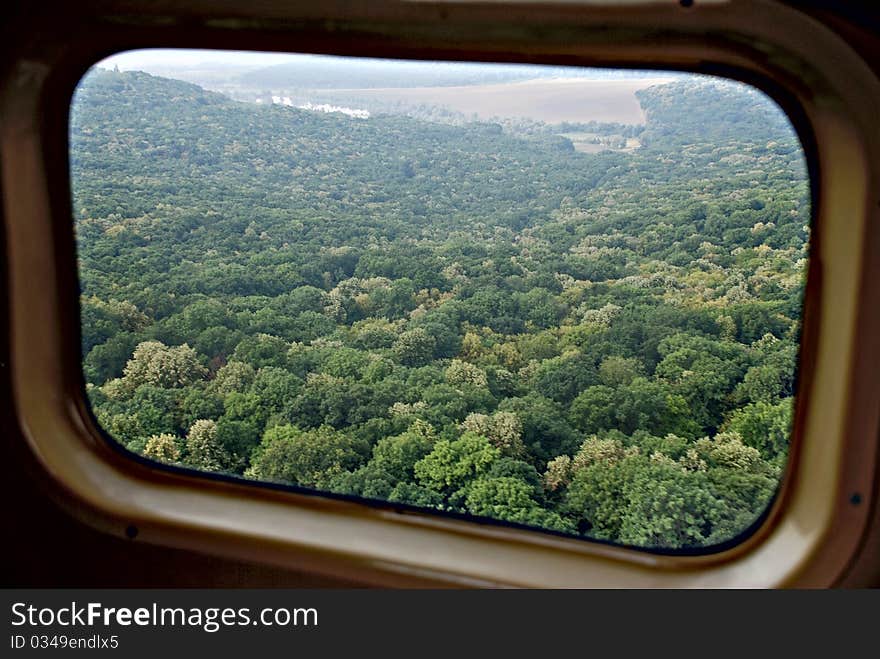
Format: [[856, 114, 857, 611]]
[[71, 68, 809, 549]]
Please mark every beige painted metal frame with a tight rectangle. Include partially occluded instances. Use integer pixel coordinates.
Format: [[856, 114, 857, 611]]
[[3, 0, 879, 587]]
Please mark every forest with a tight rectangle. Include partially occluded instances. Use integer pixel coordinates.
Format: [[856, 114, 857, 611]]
[[70, 68, 809, 550]]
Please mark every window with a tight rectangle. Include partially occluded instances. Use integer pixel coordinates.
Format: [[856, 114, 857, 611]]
[[5, 0, 877, 588], [71, 50, 809, 552]]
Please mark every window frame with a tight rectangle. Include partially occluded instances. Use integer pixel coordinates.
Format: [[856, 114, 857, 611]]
[[2, 0, 879, 587]]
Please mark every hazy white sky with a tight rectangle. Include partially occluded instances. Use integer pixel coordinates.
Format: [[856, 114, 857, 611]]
[[98, 49, 306, 70], [96, 49, 670, 79]]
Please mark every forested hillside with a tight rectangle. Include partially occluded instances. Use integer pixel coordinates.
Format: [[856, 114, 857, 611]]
[[71, 69, 809, 549]]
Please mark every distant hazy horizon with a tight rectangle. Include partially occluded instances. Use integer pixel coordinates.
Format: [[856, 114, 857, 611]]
[[98, 49, 296, 71], [97, 49, 675, 81]]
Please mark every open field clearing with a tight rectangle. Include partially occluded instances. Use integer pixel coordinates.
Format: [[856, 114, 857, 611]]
[[558, 132, 643, 153], [319, 77, 676, 124]]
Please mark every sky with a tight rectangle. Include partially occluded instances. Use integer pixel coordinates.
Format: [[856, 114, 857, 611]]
[[96, 49, 673, 80], [98, 49, 302, 70]]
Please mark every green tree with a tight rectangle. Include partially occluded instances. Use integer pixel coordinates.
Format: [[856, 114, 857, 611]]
[[723, 398, 793, 462], [144, 432, 181, 463], [121, 341, 207, 391], [461, 411, 527, 458], [414, 432, 500, 495], [231, 333, 290, 369], [463, 477, 574, 532], [617, 462, 727, 548], [248, 425, 368, 489], [598, 355, 643, 387], [184, 419, 232, 472], [210, 360, 256, 396], [391, 328, 437, 367]]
